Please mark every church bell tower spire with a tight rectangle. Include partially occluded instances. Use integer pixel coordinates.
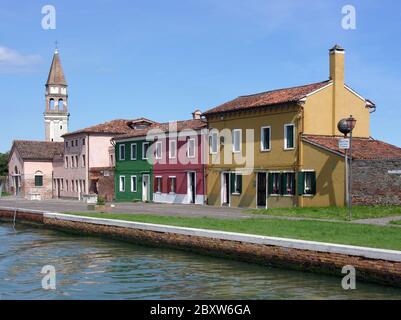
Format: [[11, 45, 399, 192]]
[[44, 45, 69, 142]]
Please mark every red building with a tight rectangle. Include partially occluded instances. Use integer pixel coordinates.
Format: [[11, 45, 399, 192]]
[[152, 117, 207, 205]]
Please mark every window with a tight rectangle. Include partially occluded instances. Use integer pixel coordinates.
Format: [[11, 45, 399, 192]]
[[130, 143, 137, 160], [75, 139, 78, 147], [75, 156, 79, 168], [72, 180, 75, 192], [65, 141, 69, 148], [82, 180, 86, 193], [82, 138, 86, 146], [65, 156, 69, 168], [34, 172, 43, 187], [187, 138, 195, 158], [268, 172, 281, 195], [155, 176, 162, 193], [119, 144, 126, 161], [284, 124, 295, 150], [155, 141, 162, 160], [119, 176, 126, 192], [61, 179, 64, 191], [71, 156, 75, 168], [142, 142, 150, 159], [261, 126, 271, 151], [209, 131, 218, 154], [169, 140, 177, 159], [282, 172, 295, 196], [232, 129, 241, 153], [82, 155, 86, 167], [168, 177, 176, 193], [130, 176, 137, 192], [231, 173, 242, 194], [66, 180, 69, 191], [110, 154, 114, 166], [298, 171, 316, 196]]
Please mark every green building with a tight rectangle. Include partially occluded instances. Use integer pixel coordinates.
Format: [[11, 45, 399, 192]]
[[113, 135, 153, 202]]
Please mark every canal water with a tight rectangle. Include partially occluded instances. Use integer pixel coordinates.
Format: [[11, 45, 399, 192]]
[[0, 223, 400, 300]]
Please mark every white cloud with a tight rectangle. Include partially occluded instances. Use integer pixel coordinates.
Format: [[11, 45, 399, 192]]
[[0, 46, 42, 73]]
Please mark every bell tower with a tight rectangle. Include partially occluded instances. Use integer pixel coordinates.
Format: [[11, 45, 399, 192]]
[[44, 47, 69, 142]]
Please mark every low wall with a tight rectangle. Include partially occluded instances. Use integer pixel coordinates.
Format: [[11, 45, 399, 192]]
[[0, 207, 44, 224], [353, 159, 401, 205], [1, 207, 401, 288]]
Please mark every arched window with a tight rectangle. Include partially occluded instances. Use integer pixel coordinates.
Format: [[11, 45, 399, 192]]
[[34, 171, 43, 187], [58, 99, 64, 110], [49, 99, 55, 110]]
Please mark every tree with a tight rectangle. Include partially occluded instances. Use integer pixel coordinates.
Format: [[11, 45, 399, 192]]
[[0, 152, 9, 176]]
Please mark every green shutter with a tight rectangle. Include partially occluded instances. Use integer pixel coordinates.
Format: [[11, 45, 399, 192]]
[[230, 173, 236, 194], [268, 173, 274, 195], [311, 172, 317, 195], [280, 173, 286, 195], [291, 173, 296, 195], [297, 172, 305, 195], [35, 175, 43, 187], [238, 174, 242, 194]]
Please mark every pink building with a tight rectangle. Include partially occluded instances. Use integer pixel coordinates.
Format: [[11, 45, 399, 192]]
[[53, 120, 138, 201], [152, 117, 207, 204], [8, 141, 63, 200]]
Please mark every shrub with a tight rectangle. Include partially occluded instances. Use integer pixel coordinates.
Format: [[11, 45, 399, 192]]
[[97, 196, 106, 206]]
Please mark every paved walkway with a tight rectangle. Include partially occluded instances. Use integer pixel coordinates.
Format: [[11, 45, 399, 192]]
[[0, 197, 252, 219], [1, 196, 400, 226], [353, 216, 401, 226]]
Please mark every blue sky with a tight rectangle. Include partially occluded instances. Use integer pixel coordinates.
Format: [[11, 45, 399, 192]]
[[0, 0, 400, 152]]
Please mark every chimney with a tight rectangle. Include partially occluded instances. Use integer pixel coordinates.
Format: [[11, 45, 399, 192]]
[[329, 45, 346, 135], [192, 109, 202, 120], [329, 44, 345, 84]]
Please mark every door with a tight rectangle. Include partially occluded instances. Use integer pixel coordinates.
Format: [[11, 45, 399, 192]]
[[257, 172, 267, 208], [221, 172, 230, 206], [188, 172, 196, 204], [57, 179, 61, 198], [142, 174, 150, 202], [14, 176, 20, 196]]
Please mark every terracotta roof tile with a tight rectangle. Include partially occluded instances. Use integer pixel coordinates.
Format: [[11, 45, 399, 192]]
[[63, 119, 139, 137], [203, 80, 331, 116], [303, 135, 401, 160], [12, 140, 64, 161], [114, 119, 207, 140]]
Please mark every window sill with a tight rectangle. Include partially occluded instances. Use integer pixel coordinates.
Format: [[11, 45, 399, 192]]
[[283, 148, 295, 151], [269, 194, 281, 197], [260, 149, 271, 152], [302, 194, 315, 197], [231, 192, 241, 196]]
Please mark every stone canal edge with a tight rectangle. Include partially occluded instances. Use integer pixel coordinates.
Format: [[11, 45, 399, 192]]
[[1, 207, 401, 288]]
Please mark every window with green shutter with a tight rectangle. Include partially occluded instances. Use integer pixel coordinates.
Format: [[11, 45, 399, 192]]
[[34, 175, 43, 187], [282, 172, 295, 195], [231, 173, 242, 194], [298, 171, 316, 196], [268, 172, 281, 195]]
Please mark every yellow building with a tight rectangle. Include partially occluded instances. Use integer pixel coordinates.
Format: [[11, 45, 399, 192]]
[[203, 45, 379, 208]]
